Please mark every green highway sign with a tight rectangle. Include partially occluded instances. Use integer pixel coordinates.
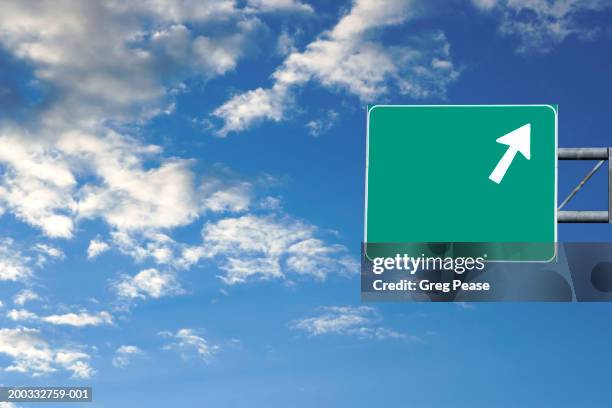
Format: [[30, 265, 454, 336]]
[[364, 105, 557, 260]]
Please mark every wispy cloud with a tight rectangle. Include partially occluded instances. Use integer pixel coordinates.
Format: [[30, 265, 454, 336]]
[[13, 289, 40, 306], [473, 0, 612, 53], [0, 0, 307, 240], [33, 244, 65, 264], [306, 110, 339, 137], [456, 302, 475, 310], [7, 309, 114, 327], [0, 1, 360, 299], [213, 0, 459, 135], [112, 345, 143, 368], [114, 268, 183, 300], [87, 239, 110, 259], [200, 214, 358, 284], [0, 0, 274, 127], [0, 240, 33, 282], [290, 306, 416, 341], [246, 0, 314, 13], [159, 329, 220, 361], [0, 327, 93, 378], [0, 239, 66, 282]]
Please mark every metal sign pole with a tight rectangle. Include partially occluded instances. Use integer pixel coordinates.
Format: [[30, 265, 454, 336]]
[[609, 147, 612, 223]]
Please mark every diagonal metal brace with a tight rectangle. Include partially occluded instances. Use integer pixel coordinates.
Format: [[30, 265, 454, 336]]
[[557, 147, 612, 223], [558, 160, 605, 210]]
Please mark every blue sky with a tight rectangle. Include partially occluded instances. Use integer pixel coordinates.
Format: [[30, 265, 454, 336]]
[[1, 0, 612, 407]]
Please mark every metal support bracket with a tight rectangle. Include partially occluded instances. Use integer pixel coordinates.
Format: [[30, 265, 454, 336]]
[[558, 147, 611, 223]]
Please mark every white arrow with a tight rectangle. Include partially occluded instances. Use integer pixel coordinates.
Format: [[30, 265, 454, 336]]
[[488, 123, 531, 184]]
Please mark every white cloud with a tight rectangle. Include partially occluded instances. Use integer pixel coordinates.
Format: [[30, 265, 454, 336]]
[[6, 309, 38, 321], [201, 214, 357, 284], [290, 306, 410, 340], [259, 196, 282, 210], [276, 29, 298, 56], [7, 309, 114, 327], [203, 215, 310, 256], [53, 350, 95, 379], [285, 238, 358, 280], [0, 240, 32, 282], [87, 240, 110, 259], [213, 86, 289, 135], [213, 0, 459, 135], [0, 135, 76, 238], [108, 0, 239, 23], [160, 329, 219, 361], [34, 244, 64, 260], [33, 243, 65, 267], [306, 110, 339, 137], [456, 302, 475, 310], [0, 0, 270, 239], [111, 231, 176, 264], [0, 1, 265, 127], [59, 131, 200, 233], [112, 345, 143, 368], [109, 230, 203, 269], [471, 0, 498, 10], [0, 0, 361, 300], [42, 311, 114, 327], [0, 0, 362, 297], [0, 327, 93, 378], [13, 289, 40, 306], [478, 0, 611, 53], [247, 0, 314, 13], [0, 124, 202, 240], [89, 176, 255, 266], [178, 246, 208, 269], [115, 268, 183, 300], [0, 240, 63, 281], [0, 122, 260, 241], [200, 181, 252, 213], [117, 345, 141, 354]]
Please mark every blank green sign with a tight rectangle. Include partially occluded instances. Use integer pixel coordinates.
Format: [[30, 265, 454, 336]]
[[365, 105, 557, 250]]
